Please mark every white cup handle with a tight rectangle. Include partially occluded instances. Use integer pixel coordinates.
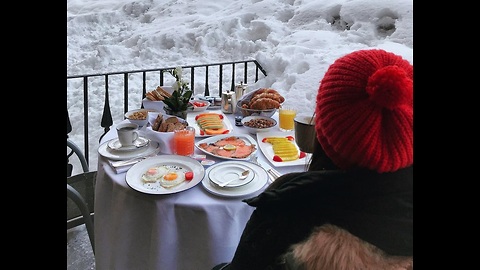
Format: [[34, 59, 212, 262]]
[[132, 131, 139, 143]]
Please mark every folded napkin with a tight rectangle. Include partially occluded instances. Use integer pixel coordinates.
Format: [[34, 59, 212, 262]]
[[108, 160, 138, 174]]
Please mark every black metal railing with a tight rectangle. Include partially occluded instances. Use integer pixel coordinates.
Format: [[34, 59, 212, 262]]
[[67, 59, 267, 166]]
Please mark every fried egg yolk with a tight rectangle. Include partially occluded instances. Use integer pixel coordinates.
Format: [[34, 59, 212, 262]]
[[163, 172, 178, 181], [141, 166, 168, 183], [160, 170, 186, 188]]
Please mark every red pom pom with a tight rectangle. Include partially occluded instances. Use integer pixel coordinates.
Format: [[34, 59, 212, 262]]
[[366, 66, 413, 110]]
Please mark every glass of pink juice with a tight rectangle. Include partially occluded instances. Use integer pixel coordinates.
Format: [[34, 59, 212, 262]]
[[173, 126, 195, 156]]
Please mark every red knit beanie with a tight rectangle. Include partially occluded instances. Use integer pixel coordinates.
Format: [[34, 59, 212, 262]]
[[315, 49, 413, 173]]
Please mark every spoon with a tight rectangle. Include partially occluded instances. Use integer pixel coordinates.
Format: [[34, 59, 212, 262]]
[[218, 169, 250, 187]]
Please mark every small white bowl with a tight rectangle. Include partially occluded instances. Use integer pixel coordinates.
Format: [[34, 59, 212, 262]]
[[188, 100, 210, 112], [125, 109, 157, 126], [241, 116, 277, 134]]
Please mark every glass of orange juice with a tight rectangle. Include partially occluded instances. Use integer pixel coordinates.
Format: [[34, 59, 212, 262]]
[[173, 126, 196, 156], [279, 106, 297, 131]]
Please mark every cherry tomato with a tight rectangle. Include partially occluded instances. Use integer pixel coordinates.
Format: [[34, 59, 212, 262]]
[[299, 152, 306, 158], [286, 136, 295, 141], [200, 130, 205, 135], [185, 171, 194, 181], [262, 138, 268, 143]]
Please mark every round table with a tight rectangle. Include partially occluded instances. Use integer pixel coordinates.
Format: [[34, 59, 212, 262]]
[[94, 112, 308, 270]]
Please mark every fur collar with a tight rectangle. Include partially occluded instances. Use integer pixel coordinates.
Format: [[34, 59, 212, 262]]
[[287, 224, 413, 270]]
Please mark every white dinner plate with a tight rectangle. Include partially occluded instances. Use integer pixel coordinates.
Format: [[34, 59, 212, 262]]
[[98, 139, 160, 160], [195, 134, 258, 160], [256, 131, 312, 167], [126, 155, 205, 195], [208, 161, 255, 188], [186, 110, 234, 137], [202, 161, 268, 197], [107, 136, 150, 152]]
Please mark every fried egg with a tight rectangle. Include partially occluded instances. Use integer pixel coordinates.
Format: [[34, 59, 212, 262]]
[[160, 170, 186, 188], [141, 166, 168, 183]]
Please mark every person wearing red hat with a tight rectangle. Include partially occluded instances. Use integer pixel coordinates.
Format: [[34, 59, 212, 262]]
[[212, 49, 413, 270]]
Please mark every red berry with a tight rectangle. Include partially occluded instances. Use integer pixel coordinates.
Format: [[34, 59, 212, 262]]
[[273, 155, 283, 162], [185, 171, 194, 181]]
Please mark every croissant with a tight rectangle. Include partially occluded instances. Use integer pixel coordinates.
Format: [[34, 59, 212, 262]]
[[249, 92, 285, 104], [249, 97, 281, 110], [255, 88, 279, 95]]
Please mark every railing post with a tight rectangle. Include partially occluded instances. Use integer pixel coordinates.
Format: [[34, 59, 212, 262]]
[[124, 73, 129, 113], [205, 66, 210, 96], [83, 77, 90, 164], [219, 64, 223, 97], [230, 63, 235, 92], [100, 75, 113, 143]]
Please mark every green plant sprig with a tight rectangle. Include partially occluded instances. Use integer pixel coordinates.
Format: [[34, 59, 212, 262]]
[[162, 67, 193, 112]]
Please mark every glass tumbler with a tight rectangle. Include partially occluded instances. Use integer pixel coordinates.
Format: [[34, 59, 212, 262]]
[[279, 107, 297, 131], [173, 126, 195, 156]]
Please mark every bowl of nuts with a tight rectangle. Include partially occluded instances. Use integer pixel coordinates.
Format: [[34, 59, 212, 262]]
[[125, 109, 158, 127], [241, 115, 277, 134]]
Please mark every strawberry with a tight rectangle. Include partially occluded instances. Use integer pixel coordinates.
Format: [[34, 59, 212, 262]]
[[273, 155, 283, 162]]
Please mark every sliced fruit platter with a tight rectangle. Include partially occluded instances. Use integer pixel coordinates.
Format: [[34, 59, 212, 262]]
[[186, 110, 234, 137], [256, 131, 310, 167]]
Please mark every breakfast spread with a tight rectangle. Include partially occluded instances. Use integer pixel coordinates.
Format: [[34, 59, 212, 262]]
[[141, 164, 194, 189], [195, 113, 229, 135], [262, 136, 306, 162], [198, 136, 256, 159], [145, 86, 172, 101], [152, 114, 188, 132]]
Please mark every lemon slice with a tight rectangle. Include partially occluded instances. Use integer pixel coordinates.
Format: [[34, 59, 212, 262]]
[[223, 144, 237, 151]]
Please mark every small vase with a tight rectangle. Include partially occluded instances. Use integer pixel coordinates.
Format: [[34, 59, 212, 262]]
[[164, 106, 188, 120]]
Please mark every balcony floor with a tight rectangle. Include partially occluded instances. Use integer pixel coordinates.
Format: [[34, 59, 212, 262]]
[[67, 225, 95, 269]]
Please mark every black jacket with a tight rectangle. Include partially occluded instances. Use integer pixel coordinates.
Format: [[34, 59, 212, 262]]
[[225, 166, 413, 270]]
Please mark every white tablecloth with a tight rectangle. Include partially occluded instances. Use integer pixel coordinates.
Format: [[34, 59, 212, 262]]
[[94, 112, 308, 270]]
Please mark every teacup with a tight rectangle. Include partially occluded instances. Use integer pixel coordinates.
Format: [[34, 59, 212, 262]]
[[116, 122, 139, 147]]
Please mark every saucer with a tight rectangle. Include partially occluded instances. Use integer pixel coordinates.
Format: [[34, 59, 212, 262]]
[[107, 136, 150, 152], [208, 162, 255, 188]]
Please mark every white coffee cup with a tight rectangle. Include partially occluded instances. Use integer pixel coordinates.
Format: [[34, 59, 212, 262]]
[[116, 122, 139, 147]]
